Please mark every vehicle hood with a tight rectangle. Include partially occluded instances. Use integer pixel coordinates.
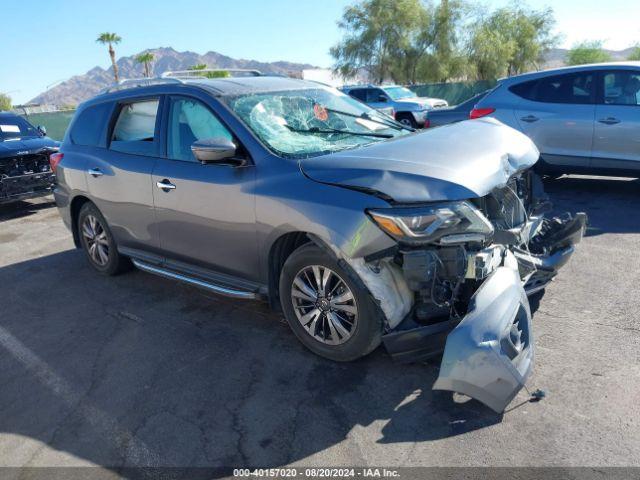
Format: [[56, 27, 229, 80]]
[[299, 118, 539, 203], [0, 136, 59, 159], [395, 97, 447, 109]]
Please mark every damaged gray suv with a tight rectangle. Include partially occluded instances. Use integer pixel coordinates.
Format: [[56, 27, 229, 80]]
[[53, 72, 586, 412]]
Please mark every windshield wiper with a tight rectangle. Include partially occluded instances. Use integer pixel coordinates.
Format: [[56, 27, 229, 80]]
[[285, 125, 393, 138], [321, 106, 415, 132]]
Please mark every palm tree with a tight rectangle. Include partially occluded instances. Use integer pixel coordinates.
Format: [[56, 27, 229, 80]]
[[96, 33, 122, 82], [135, 52, 155, 78]]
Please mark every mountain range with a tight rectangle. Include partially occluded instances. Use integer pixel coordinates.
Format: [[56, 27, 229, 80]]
[[29, 46, 637, 107], [29, 47, 316, 106]]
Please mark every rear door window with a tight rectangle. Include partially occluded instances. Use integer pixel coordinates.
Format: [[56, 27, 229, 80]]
[[367, 89, 387, 102], [348, 89, 367, 102], [110, 99, 160, 156], [510, 73, 595, 104], [601, 71, 640, 106]]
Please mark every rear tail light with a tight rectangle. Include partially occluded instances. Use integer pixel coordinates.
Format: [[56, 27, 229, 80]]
[[423, 118, 431, 128], [49, 152, 64, 173], [469, 107, 495, 119]]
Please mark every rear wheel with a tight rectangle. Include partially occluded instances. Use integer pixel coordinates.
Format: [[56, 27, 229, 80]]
[[279, 244, 383, 361], [77, 202, 131, 275]]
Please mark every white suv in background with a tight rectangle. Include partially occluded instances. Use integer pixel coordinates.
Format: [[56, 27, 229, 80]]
[[471, 62, 640, 176], [342, 85, 448, 128]]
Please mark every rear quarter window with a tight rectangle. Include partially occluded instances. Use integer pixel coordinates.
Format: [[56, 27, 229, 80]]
[[69, 102, 113, 146], [509, 73, 594, 104]]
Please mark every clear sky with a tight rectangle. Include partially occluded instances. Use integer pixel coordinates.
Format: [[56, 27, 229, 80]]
[[1, 0, 638, 104]]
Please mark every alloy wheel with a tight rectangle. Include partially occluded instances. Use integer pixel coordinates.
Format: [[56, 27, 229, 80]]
[[290, 265, 358, 345], [82, 214, 109, 266]]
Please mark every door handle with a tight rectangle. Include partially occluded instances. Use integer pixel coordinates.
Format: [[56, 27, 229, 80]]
[[156, 179, 176, 191], [598, 117, 621, 125], [87, 167, 103, 177], [520, 115, 539, 123]]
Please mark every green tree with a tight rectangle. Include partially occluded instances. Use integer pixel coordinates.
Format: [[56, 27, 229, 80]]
[[96, 33, 122, 82], [187, 64, 230, 78], [423, 0, 469, 83], [628, 45, 640, 61], [469, 4, 557, 79], [468, 25, 515, 80], [567, 40, 612, 65], [135, 52, 155, 77], [330, 0, 424, 84], [0, 93, 11, 111]]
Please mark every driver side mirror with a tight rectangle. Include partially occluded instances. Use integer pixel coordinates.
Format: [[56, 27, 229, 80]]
[[37, 125, 47, 136], [378, 95, 388, 102], [191, 137, 245, 166]]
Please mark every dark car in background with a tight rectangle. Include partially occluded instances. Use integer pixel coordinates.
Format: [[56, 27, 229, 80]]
[[425, 90, 490, 128], [0, 112, 59, 203]]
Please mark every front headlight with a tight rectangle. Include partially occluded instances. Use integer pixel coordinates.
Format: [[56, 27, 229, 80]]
[[368, 201, 494, 245]]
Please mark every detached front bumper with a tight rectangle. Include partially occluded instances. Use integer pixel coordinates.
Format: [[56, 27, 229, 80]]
[[433, 265, 533, 413]]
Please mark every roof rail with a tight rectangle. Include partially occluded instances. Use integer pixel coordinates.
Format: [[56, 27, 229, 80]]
[[100, 77, 185, 94], [161, 68, 262, 79]]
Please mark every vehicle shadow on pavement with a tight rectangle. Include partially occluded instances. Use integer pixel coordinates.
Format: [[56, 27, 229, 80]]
[[543, 175, 640, 237], [0, 197, 56, 222], [0, 249, 504, 472]]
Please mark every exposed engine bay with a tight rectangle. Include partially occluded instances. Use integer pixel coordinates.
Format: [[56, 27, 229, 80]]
[[339, 170, 586, 412], [0, 151, 56, 202]]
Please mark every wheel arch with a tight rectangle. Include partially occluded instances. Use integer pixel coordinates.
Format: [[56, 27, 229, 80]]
[[266, 231, 313, 311], [70, 195, 93, 248]]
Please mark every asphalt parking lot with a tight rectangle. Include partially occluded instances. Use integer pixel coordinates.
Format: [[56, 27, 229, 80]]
[[0, 175, 639, 475]]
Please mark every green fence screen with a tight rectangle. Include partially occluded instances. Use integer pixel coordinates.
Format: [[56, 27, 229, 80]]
[[19, 110, 75, 141], [409, 80, 496, 105]]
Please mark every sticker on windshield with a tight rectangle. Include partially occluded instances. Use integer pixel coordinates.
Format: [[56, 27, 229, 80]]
[[313, 104, 328, 122], [0, 125, 21, 133]]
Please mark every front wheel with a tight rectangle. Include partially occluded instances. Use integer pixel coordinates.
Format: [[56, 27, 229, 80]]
[[397, 113, 418, 128], [279, 244, 383, 362]]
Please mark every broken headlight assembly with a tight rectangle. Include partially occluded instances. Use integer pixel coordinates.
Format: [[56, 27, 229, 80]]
[[368, 201, 494, 245]]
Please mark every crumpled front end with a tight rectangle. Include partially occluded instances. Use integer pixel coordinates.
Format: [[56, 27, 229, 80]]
[[361, 170, 586, 412], [0, 149, 57, 203]]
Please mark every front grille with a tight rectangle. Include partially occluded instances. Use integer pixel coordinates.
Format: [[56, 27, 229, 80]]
[[0, 153, 54, 201]]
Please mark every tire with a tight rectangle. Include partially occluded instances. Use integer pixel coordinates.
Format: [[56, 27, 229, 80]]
[[397, 113, 418, 128], [279, 243, 383, 362], [77, 202, 131, 276]]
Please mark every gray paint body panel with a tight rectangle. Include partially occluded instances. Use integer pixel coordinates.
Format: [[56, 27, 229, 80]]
[[300, 118, 539, 203]]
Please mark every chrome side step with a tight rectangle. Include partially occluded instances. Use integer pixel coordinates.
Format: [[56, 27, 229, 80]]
[[131, 259, 258, 300]]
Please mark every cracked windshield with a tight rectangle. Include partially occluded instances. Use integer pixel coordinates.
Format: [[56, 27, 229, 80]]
[[226, 86, 410, 158]]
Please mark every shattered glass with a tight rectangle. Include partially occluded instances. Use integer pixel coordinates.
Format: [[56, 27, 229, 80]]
[[225, 87, 409, 158]]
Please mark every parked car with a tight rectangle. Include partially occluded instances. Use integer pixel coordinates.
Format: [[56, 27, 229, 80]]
[[471, 62, 640, 176], [0, 112, 59, 203], [425, 90, 490, 128], [341, 84, 448, 128], [53, 73, 585, 412]]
